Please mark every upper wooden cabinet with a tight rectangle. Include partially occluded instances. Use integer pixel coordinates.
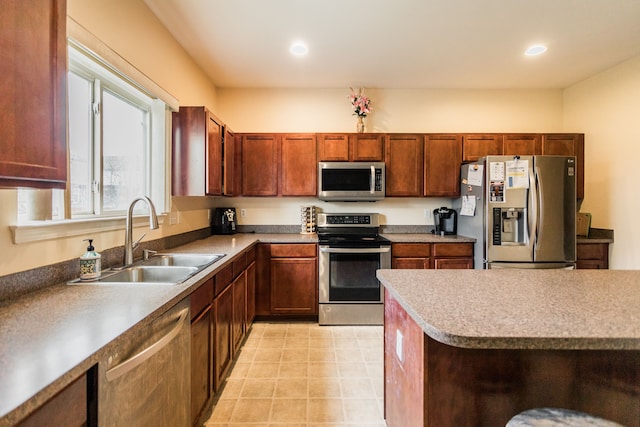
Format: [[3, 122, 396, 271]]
[[462, 134, 503, 162], [0, 0, 68, 189], [317, 133, 384, 161], [280, 134, 317, 196], [172, 106, 226, 196], [424, 134, 463, 197], [503, 134, 541, 156], [240, 134, 280, 196], [385, 134, 424, 197], [542, 133, 585, 199], [317, 133, 350, 161]]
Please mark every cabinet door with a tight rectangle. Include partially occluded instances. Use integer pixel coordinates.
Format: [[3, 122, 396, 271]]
[[392, 243, 430, 269], [191, 306, 211, 424], [232, 271, 246, 353], [213, 285, 233, 391], [280, 134, 317, 196], [222, 127, 236, 196], [424, 134, 462, 197], [317, 133, 350, 161], [246, 260, 256, 325], [385, 134, 424, 196], [463, 134, 503, 162], [350, 134, 385, 161], [392, 257, 430, 269], [271, 258, 318, 315], [433, 258, 473, 269], [0, 0, 67, 189], [241, 134, 279, 196], [503, 134, 541, 156], [542, 133, 584, 199]]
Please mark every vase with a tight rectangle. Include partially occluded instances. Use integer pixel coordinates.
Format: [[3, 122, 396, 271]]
[[356, 116, 365, 133]]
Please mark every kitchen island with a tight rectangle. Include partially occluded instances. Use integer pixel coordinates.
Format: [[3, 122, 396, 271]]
[[377, 269, 640, 427]]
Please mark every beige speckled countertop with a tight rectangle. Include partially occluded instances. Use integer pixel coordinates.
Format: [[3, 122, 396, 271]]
[[377, 269, 640, 351], [0, 233, 317, 426], [381, 233, 475, 243]]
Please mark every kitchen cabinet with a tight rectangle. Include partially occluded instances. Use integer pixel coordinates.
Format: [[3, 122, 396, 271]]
[[392, 242, 474, 269], [542, 133, 585, 199], [240, 134, 280, 196], [232, 270, 246, 353], [245, 247, 257, 325], [213, 265, 234, 391], [172, 106, 225, 196], [385, 134, 424, 197], [316, 133, 384, 161], [502, 133, 541, 156], [223, 127, 238, 196], [16, 369, 94, 427], [190, 279, 213, 425], [424, 134, 463, 197], [280, 134, 317, 196], [0, 0, 67, 189], [317, 133, 350, 161], [576, 242, 609, 269], [462, 134, 503, 162], [257, 244, 318, 317]]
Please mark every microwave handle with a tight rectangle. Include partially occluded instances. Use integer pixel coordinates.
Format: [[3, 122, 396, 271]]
[[370, 165, 375, 194]]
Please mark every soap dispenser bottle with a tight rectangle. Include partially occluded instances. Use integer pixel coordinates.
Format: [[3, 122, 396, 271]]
[[80, 239, 102, 280]]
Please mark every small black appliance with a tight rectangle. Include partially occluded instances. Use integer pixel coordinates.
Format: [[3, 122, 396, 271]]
[[211, 207, 237, 235], [433, 207, 457, 235]]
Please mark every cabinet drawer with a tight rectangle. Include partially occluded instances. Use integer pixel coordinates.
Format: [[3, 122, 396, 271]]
[[577, 243, 608, 260], [215, 264, 234, 296], [246, 246, 257, 264], [432, 243, 473, 257], [190, 279, 213, 318], [270, 244, 317, 258], [233, 253, 247, 277], [392, 243, 431, 257]]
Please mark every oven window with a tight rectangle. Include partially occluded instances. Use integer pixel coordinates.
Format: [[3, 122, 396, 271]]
[[322, 169, 371, 191], [329, 252, 381, 301]]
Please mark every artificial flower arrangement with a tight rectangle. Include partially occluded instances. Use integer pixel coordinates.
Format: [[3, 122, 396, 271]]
[[349, 87, 372, 117]]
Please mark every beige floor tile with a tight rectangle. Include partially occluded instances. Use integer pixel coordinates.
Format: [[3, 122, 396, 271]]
[[309, 349, 336, 362], [208, 398, 236, 423], [274, 378, 308, 398], [227, 362, 250, 378], [241, 378, 276, 398], [335, 348, 364, 362], [218, 378, 244, 399], [248, 362, 280, 378], [311, 337, 335, 348], [338, 362, 371, 378], [260, 337, 286, 348], [308, 398, 345, 422], [284, 336, 310, 348], [334, 337, 362, 349], [278, 362, 309, 378], [254, 347, 283, 362], [308, 362, 340, 378], [342, 398, 383, 423], [282, 348, 309, 362], [308, 378, 342, 398], [230, 398, 272, 422], [269, 398, 307, 423], [340, 378, 377, 398]]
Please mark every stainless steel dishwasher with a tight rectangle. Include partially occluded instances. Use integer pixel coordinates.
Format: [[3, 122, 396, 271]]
[[99, 298, 190, 426]]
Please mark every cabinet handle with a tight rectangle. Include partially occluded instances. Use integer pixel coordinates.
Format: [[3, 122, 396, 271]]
[[106, 308, 189, 381]]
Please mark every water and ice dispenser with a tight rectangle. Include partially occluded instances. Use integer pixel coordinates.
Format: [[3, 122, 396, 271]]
[[492, 207, 526, 245]]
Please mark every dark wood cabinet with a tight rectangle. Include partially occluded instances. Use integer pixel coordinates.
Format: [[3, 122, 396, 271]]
[[385, 134, 424, 196], [424, 134, 463, 197], [189, 278, 214, 425], [213, 275, 233, 391], [462, 134, 503, 162], [223, 127, 238, 196], [245, 249, 257, 325], [280, 134, 317, 196], [0, 0, 68, 189], [317, 133, 350, 161], [542, 133, 585, 199], [240, 134, 280, 196], [503, 133, 541, 156], [350, 134, 385, 161], [392, 242, 474, 269], [172, 106, 225, 196], [232, 270, 246, 353], [576, 242, 609, 269]]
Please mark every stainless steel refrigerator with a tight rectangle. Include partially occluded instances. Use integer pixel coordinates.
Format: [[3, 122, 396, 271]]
[[453, 155, 576, 269]]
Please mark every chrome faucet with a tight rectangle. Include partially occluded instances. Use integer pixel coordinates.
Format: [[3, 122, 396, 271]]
[[124, 196, 159, 266]]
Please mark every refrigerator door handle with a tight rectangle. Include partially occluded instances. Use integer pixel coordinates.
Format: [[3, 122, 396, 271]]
[[529, 165, 539, 252]]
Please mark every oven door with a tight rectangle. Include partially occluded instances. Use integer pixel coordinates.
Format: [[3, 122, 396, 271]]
[[318, 245, 391, 304]]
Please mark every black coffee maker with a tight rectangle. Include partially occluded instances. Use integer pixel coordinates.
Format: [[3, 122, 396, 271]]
[[212, 207, 237, 235], [433, 207, 457, 235]]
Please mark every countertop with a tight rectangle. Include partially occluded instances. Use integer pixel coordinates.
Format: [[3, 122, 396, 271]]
[[377, 269, 640, 351]]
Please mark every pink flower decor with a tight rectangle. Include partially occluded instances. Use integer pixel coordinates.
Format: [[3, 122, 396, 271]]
[[349, 87, 372, 117]]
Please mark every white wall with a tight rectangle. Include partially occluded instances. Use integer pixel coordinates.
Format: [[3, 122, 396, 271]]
[[564, 54, 640, 269]]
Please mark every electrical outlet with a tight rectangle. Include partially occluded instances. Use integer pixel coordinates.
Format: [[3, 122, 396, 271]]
[[169, 212, 178, 225], [424, 208, 431, 219], [396, 329, 403, 362], [240, 209, 247, 218]]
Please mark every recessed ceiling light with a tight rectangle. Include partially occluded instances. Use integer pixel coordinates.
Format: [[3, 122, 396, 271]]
[[289, 42, 308, 56], [525, 44, 547, 56]]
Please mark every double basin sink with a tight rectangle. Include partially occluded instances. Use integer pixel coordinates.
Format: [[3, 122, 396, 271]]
[[69, 253, 225, 285]]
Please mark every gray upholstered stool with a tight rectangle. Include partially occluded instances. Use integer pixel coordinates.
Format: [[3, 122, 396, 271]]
[[506, 408, 625, 426]]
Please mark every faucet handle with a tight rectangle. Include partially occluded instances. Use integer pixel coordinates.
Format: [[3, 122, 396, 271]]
[[132, 233, 146, 251], [143, 249, 157, 261]]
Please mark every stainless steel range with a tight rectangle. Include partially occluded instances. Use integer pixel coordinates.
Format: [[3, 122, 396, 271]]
[[317, 213, 391, 325]]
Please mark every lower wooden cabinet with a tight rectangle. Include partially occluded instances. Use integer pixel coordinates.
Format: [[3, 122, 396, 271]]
[[232, 270, 246, 353], [392, 242, 474, 269], [191, 304, 212, 423], [213, 282, 233, 391], [576, 242, 610, 269]]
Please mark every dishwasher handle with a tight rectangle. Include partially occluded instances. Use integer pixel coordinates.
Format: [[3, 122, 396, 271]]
[[106, 308, 189, 382]]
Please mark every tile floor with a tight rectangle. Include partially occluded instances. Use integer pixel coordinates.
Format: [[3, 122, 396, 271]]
[[202, 322, 387, 427]]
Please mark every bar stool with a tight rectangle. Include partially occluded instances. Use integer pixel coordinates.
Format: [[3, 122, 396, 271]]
[[506, 408, 625, 426]]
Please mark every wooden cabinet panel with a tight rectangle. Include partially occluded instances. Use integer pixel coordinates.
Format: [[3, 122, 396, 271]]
[[0, 0, 67, 189], [232, 271, 246, 352], [393, 257, 430, 269], [432, 243, 473, 258], [214, 264, 233, 296], [385, 134, 424, 196], [392, 243, 430, 270], [462, 134, 503, 162], [190, 279, 213, 318], [503, 134, 541, 156], [270, 243, 317, 257], [223, 127, 238, 196], [424, 134, 462, 197], [246, 260, 256, 325], [191, 306, 211, 424], [350, 134, 385, 161], [241, 134, 279, 196], [393, 243, 474, 270], [317, 133, 350, 161], [576, 243, 609, 269], [433, 258, 473, 269], [280, 134, 317, 196], [270, 257, 318, 315], [213, 284, 233, 391], [542, 133, 585, 199]]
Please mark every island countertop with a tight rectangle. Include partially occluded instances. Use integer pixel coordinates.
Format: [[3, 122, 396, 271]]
[[376, 269, 640, 350]]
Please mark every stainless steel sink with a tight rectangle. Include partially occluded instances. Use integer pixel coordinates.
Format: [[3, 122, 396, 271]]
[[69, 253, 225, 285]]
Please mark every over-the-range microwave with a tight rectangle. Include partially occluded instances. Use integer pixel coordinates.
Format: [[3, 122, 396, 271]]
[[317, 162, 385, 201]]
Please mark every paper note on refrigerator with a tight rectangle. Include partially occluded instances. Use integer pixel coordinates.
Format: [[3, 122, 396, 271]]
[[467, 165, 484, 186], [460, 195, 476, 216], [489, 162, 505, 181], [506, 160, 529, 189]]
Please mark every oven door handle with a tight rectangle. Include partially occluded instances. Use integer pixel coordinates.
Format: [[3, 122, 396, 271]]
[[319, 247, 391, 254]]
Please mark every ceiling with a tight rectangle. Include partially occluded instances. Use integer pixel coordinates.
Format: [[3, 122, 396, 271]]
[[143, 0, 640, 90]]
